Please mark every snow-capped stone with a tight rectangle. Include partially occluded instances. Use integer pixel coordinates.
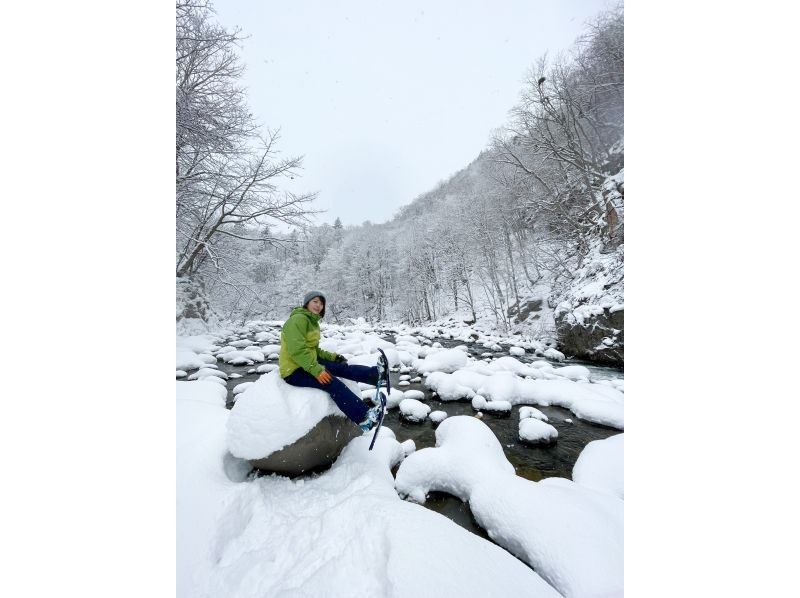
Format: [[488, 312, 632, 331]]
[[176, 370, 187, 379], [519, 418, 558, 445], [395, 416, 622, 597], [509, 346, 526, 356], [414, 348, 470, 374], [399, 399, 431, 422], [519, 406, 548, 421], [226, 371, 360, 474], [188, 368, 228, 381], [552, 365, 591, 381], [402, 389, 425, 401], [573, 434, 624, 499], [219, 350, 265, 365], [256, 363, 278, 374], [543, 348, 565, 361], [429, 410, 448, 424], [400, 439, 416, 456], [232, 382, 254, 395]]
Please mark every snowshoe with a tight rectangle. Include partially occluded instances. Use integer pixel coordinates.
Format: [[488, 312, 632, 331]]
[[377, 348, 391, 393], [368, 390, 387, 450]]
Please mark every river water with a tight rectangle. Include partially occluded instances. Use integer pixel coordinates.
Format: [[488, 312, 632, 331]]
[[216, 330, 623, 537]]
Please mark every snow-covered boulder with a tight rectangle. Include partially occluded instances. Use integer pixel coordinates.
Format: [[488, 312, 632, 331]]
[[573, 433, 624, 499], [519, 418, 558, 445], [542, 348, 565, 361], [414, 348, 470, 374], [187, 367, 227, 381], [552, 365, 591, 381], [395, 416, 623, 597], [402, 389, 425, 402], [219, 349, 265, 365], [471, 395, 512, 413], [399, 399, 431, 423], [509, 346, 526, 356], [226, 371, 361, 475], [519, 406, 548, 421], [429, 410, 448, 424]]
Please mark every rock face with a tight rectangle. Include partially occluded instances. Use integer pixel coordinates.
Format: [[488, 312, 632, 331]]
[[556, 307, 624, 367], [507, 299, 543, 324], [176, 277, 220, 334], [249, 415, 361, 475]]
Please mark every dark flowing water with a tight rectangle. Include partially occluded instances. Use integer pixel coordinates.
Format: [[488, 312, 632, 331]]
[[210, 327, 623, 536]]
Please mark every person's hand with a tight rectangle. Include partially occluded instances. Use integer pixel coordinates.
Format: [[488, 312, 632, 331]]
[[316, 370, 333, 385], [334, 354, 348, 364]]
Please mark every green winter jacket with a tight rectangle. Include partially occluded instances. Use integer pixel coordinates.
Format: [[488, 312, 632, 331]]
[[279, 307, 339, 378]]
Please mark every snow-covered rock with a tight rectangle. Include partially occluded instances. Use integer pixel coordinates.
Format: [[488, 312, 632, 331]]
[[509, 346, 526, 356], [414, 348, 470, 374], [226, 371, 361, 474], [429, 410, 448, 424], [402, 389, 425, 401], [471, 395, 512, 413], [395, 416, 623, 597], [519, 406, 549, 421], [519, 418, 558, 445], [573, 434, 624, 499], [187, 367, 227, 381], [219, 349, 265, 365], [399, 399, 431, 422]]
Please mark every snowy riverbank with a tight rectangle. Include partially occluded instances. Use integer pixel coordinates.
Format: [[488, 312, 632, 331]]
[[177, 319, 624, 597]]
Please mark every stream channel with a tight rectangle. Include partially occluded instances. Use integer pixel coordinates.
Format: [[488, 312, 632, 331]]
[[216, 330, 624, 541]]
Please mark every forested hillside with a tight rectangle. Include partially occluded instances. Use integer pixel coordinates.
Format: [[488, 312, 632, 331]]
[[176, 2, 624, 364]]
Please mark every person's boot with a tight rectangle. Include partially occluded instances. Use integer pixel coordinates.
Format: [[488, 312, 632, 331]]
[[358, 405, 382, 432]]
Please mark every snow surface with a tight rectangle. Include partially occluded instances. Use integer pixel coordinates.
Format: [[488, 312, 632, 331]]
[[177, 380, 251, 597], [573, 434, 624, 499], [201, 430, 560, 598], [395, 416, 623, 597]]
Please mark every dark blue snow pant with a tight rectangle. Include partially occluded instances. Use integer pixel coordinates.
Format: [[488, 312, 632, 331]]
[[283, 359, 379, 424]]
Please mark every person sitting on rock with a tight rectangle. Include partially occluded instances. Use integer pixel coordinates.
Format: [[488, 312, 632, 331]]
[[280, 291, 385, 432]]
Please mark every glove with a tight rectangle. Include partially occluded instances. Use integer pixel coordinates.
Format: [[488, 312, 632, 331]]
[[334, 354, 348, 364], [316, 369, 333, 385]]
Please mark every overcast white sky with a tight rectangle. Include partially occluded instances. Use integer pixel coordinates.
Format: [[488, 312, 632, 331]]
[[213, 0, 614, 227]]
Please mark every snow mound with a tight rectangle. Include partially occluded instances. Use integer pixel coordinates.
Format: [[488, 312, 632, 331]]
[[204, 432, 559, 598], [226, 371, 357, 459], [509, 346, 526, 356], [177, 380, 250, 597], [395, 416, 623, 598], [573, 433, 624, 499]]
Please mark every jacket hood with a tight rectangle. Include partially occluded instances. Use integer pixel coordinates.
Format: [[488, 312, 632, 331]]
[[290, 306, 321, 323]]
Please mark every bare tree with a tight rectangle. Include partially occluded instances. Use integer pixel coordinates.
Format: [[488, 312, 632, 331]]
[[175, 0, 317, 289]]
